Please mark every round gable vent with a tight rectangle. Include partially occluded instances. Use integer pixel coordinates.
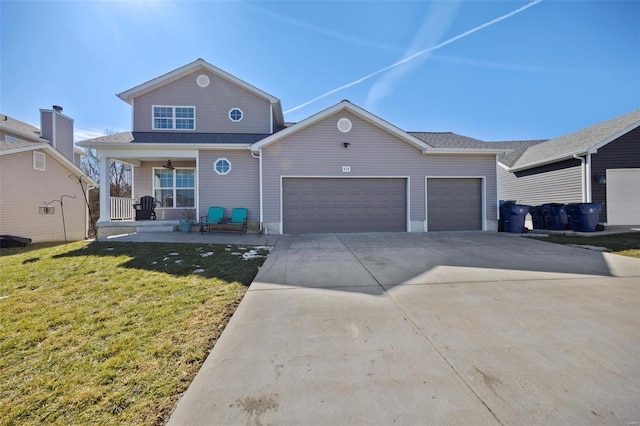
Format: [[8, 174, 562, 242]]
[[337, 117, 352, 133], [196, 74, 210, 88]]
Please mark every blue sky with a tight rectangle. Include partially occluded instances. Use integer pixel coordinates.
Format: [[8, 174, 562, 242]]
[[1, 0, 638, 142]]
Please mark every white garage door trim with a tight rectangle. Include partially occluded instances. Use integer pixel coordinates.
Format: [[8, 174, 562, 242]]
[[606, 169, 640, 225], [425, 176, 486, 232], [279, 176, 410, 234]]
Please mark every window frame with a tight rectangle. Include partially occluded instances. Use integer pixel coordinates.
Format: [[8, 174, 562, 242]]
[[152, 105, 196, 130], [228, 108, 243, 122], [152, 167, 196, 208], [214, 158, 231, 175]]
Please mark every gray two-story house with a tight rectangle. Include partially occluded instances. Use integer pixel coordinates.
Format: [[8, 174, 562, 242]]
[[79, 59, 507, 236]]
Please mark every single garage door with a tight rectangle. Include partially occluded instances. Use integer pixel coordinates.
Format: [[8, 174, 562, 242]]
[[283, 178, 406, 234], [606, 169, 640, 225], [427, 178, 483, 231]]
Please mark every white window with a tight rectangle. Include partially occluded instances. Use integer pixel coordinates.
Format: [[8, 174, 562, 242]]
[[33, 151, 45, 171], [228, 108, 243, 122], [153, 168, 196, 208], [214, 158, 231, 175], [153, 106, 195, 130]]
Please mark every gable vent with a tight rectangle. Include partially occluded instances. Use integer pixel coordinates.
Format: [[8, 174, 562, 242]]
[[196, 74, 210, 88], [337, 117, 352, 133], [33, 151, 45, 171]]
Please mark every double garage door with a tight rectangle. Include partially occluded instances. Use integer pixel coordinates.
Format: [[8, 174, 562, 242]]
[[282, 177, 483, 234], [283, 178, 406, 234]]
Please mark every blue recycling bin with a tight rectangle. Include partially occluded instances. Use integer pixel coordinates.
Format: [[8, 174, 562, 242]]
[[565, 203, 602, 232], [499, 202, 530, 233], [529, 206, 546, 230], [542, 203, 569, 230]]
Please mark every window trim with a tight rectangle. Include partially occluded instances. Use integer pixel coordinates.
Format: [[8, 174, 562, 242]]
[[214, 158, 231, 175], [228, 108, 243, 122], [152, 167, 196, 208], [33, 151, 45, 171], [152, 105, 196, 131]]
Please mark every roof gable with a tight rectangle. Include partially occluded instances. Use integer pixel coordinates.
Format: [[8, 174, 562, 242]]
[[0, 142, 96, 185], [509, 109, 640, 171], [251, 101, 433, 153], [117, 59, 284, 125]]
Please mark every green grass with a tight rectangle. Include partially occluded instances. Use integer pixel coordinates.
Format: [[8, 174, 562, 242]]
[[0, 241, 270, 425], [541, 232, 640, 258]]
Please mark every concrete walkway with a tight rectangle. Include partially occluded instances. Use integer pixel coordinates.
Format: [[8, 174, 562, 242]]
[[168, 232, 640, 425]]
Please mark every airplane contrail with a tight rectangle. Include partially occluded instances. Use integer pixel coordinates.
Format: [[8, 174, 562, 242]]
[[285, 0, 544, 115]]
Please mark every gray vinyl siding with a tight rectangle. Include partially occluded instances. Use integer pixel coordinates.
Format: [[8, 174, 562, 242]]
[[133, 160, 197, 220], [39, 111, 74, 162], [133, 70, 271, 134], [54, 113, 74, 162], [261, 111, 497, 228], [40, 111, 53, 145], [498, 159, 583, 205], [198, 150, 260, 225], [591, 127, 640, 222], [0, 150, 87, 242], [131, 153, 260, 224]]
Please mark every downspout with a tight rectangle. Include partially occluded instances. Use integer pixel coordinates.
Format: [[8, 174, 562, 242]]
[[573, 154, 586, 202], [251, 149, 264, 233], [585, 153, 592, 203]]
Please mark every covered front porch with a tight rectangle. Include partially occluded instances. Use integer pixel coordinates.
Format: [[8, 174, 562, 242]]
[[94, 146, 200, 238]]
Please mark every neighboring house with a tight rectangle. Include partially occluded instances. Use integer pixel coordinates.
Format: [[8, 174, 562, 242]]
[[78, 58, 507, 236], [0, 108, 96, 242], [495, 110, 640, 225]]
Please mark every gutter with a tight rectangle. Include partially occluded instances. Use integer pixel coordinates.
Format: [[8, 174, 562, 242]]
[[0, 124, 47, 144], [422, 148, 512, 155], [510, 150, 589, 172], [76, 142, 251, 150]]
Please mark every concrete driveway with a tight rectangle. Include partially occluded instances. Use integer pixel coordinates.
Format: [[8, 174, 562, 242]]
[[168, 232, 640, 425]]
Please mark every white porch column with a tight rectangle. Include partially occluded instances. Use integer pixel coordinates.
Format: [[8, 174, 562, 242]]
[[99, 155, 110, 222]]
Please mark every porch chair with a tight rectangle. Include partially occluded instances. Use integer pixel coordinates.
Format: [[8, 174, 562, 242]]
[[227, 208, 248, 235], [134, 196, 157, 220], [200, 207, 225, 233]]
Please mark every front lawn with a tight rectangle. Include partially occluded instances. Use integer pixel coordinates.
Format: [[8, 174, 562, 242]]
[[540, 232, 640, 258], [0, 241, 270, 425]]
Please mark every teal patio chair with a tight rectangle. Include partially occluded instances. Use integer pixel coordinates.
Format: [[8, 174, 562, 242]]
[[200, 207, 225, 233], [228, 208, 248, 234]]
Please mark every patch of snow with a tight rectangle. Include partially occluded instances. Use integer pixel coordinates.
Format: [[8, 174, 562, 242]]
[[231, 252, 241, 256], [225, 248, 231, 251], [163, 257, 170, 261], [168, 252, 180, 256], [201, 252, 214, 257], [193, 269, 205, 274], [253, 246, 273, 252], [106, 248, 115, 251], [151, 261, 157, 265], [241, 250, 267, 260], [175, 260, 183, 264]]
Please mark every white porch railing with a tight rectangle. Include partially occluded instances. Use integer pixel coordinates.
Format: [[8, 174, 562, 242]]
[[110, 197, 135, 221]]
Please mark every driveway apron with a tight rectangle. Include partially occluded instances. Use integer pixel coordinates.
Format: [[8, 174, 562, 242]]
[[168, 232, 640, 425]]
